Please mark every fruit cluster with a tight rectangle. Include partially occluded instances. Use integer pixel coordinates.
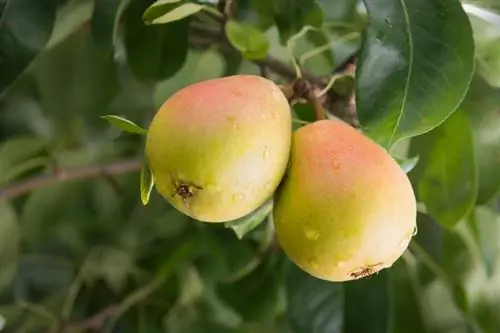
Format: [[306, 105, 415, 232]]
[[145, 75, 417, 282]]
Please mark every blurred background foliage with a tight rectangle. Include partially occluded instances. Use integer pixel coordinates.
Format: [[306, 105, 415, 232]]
[[0, 0, 500, 332]]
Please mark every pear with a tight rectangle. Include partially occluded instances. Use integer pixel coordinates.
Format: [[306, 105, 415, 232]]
[[273, 119, 417, 281], [145, 75, 292, 223]]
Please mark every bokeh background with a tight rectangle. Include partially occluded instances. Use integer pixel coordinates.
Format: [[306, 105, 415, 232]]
[[1, 0, 500, 332]]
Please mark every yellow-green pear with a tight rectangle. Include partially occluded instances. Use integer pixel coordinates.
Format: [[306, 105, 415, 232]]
[[145, 75, 292, 223], [273, 119, 417, 282]]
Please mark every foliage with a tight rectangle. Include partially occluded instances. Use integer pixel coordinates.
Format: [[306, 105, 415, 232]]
[[0, 0, 500, 332]]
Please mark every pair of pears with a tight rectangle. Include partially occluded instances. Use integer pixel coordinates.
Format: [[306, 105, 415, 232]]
[[145, 75, 417, 282]]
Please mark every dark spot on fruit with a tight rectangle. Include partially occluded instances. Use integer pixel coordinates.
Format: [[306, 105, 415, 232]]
[[349, 263, 384, 279], [171, 179, 203, 200], [176, 184, 194, 198]]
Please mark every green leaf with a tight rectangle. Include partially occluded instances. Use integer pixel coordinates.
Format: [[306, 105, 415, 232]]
[[0, 202, 19, 292], [273, 0, 324, 44], [468, 12, 500, 88], [123, 0, 189, 81], [81, 246, 134, 293], [144, 3, 205, 24], [470, 207, 499, 279], [0, 136, 48, 185], [225, 199, 273, 239], [344, 271, 391, 333], [0, 0, 58, 96], [217, 255, 286, 322], [91, 0, 131, 57], [101, 115, 148, 134], [393, 155, 419, 173], [285, 262, 343, 333], [225, 20, 269, 60], [390, 259, 429, 333], [356, 0, 475, 149], [140, 160, 155, 205], [461, 75, 500, 204], [409, 111, 477, 228]]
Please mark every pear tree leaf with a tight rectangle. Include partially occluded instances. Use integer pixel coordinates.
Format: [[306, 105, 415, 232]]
[[101, 115, 148, 135], [0, 202, 19, 292], [225, 199, 273, 239], [140, 160, 155, 205], [409, 111, 477, 228], [123, 0, 189, 81], [225, 20, 269, 60], [0, 0, 58, 95], [460, 75, 500, 204], [144, 3, 206, 24], [394, 155, 420, 173], [356, 0, 475, 149], [91, 0, 131, 57]]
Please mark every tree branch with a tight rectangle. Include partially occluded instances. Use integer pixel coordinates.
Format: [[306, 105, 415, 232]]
[[0, 159, 141, 201], [189, 24, 327, 86]]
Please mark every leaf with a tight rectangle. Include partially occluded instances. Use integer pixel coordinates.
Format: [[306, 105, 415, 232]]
[[344, 271, 391, 333], [409, 111, 477, 228], [217, 255, 286, 322], [0, 136, 47, 185], [390, 260, 429, 333], [91, 0, 131, 57], [393, 155, 419, 173], [144, 3, 205, 24], [285, 262, 343, 333], [356, 0, 475, 149], [468, 12, 500, 88], [225, 199, 273, 239], [123, 0, 189, 82], [461, 75, 500, 204], [140, 159, 155, 205], [225, 20, 269, 60], [101, 115, 148, 134], [0, 202, 19, 292], [81, 246, 134, 293], [273, 0, 324, 44], [469, 207, 500, 278], [0, 0, 58, 96]]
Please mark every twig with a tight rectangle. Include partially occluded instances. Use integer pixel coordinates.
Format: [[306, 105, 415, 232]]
[[189, 25, 327, 86], [0, 158, 141, 201]]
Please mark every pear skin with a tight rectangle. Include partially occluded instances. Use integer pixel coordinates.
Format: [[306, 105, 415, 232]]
[[146, 75, 292, 223], [273, 119, 417, 281]]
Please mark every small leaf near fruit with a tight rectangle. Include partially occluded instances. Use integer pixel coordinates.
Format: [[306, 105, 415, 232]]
[[225, 199, 273, 239], [144, 3, 205, 25], [140, 160, 155, 205], [225, 20, 270, 60], [101, 115, 148, 135], [394, 155, 420, 174]]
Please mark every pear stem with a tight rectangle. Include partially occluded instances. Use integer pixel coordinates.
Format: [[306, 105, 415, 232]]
[[280, 78, 327, 121]]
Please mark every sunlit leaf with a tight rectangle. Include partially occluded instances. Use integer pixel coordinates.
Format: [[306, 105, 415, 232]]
[[144, 3, 206, 24], [140, 160, 155, 205], [101, 115, 148, 134], [225, 20, 269, 60], [356, 0, 475, 149]]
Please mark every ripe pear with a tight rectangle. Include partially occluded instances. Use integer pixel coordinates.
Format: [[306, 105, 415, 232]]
[[145, 75, 292, 223], [273, 119, 417, 282]]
